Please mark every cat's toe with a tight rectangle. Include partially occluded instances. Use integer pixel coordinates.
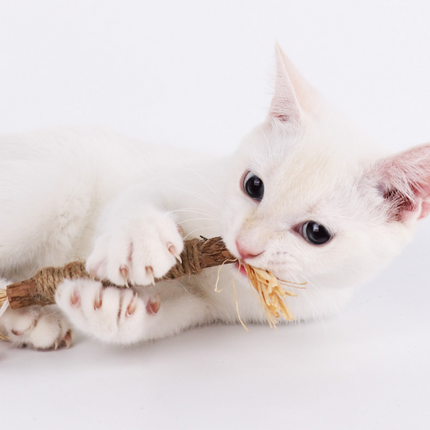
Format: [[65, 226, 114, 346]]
[[3, 305, 73, 350], [58, 329, 73, 349], [85, 234, 110, 281], [56, 279, 150, 344], [85, 216, 184, 287], [129, 238, 182, 285]]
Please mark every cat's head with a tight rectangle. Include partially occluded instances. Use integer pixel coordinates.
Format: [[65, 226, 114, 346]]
[[221, 45, 430, 320]]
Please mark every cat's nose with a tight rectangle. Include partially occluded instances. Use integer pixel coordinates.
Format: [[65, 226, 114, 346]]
[[235, 240, 264, 261]]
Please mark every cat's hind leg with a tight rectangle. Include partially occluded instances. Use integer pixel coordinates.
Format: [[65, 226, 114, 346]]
[[0, 138, 93, 349], [0, 306, 73, 350], [1, 279, 73, 350]]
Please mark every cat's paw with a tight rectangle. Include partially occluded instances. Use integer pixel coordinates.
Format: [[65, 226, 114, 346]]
[[1, 305, 73, 350], [55, 279, 160, 344], [86, 213, 183, 286]]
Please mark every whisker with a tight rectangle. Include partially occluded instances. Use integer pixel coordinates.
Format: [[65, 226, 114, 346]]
[[296, 276, 329, 340], [169, 208, 215, 217], [175, 280, 192, 295], [178, 217, 219, 225], [168, 183, 220, 210], [188, 166, 228, 205], [300, 272, 335, 308]]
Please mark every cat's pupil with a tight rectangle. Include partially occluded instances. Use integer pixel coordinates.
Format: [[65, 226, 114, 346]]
[[244, 173, 264, 201], [303, 221, 331, 245]]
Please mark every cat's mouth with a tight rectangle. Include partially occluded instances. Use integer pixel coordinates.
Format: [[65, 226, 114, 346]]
[[235, 261, 248, 277]]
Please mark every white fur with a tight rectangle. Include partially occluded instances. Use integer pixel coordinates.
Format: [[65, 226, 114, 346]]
[[0, 278, 72, 349], [0, 46, 428, 348]]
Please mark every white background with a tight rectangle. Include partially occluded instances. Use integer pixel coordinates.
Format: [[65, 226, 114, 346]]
[[0, 1, 429, 429]]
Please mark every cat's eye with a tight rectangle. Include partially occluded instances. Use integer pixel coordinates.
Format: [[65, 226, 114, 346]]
[[301, 221, 332, 245], [243, 171, 264, 202]]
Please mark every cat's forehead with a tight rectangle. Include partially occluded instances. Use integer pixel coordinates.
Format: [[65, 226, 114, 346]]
[[267, 159, 351, 218], [237, 123, 369, 221], [251, 135, 357, 195]]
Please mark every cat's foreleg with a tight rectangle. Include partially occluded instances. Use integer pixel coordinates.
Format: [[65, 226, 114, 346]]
[[61, 183, 212, 344]]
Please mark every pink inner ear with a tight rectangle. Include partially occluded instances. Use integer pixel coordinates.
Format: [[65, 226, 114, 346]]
[[375, 144, 430, 222]]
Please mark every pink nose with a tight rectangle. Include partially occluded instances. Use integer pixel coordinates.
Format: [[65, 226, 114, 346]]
[[235, 240, 264, 260]]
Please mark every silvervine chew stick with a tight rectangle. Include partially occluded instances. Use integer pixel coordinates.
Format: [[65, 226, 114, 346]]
[[3, 236, 235, 309], [1, 236, 299, 339]]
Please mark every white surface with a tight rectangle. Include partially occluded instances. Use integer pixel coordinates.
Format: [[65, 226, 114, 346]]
[[0, 1, 429, 429]]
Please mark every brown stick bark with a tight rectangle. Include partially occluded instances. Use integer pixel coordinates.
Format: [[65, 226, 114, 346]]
[[6, 236, 236, 309]]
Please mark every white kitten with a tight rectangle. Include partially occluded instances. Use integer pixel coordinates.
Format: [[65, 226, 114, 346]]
[[1, 45, 429, 349]]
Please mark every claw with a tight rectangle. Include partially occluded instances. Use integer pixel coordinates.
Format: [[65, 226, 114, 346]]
[[146, 266, 156, 286], [119, 265, 129, 287], [168, 243, 182, 264], [167, 242, 182, 264], [94, 289, 103, 310], [60, 330, 73, 349], [146, 294, 161, 315], [125, 292, 139, 317]]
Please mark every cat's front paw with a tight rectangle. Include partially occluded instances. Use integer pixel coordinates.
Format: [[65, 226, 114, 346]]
[[86, 213, 183, 286], [56, 279, 160, 344], [1, 306, 73, 350]]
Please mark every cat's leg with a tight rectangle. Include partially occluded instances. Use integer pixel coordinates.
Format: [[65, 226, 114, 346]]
[[55, 279, 210, 344], [1, 278, 73, 349], [61, 184, 211, 343]]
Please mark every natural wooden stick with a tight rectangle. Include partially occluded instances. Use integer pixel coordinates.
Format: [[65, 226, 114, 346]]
[[4, 236, 236, 310]]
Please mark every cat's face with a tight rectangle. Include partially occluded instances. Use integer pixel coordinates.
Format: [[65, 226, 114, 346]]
[[221, 45, 430, 319]]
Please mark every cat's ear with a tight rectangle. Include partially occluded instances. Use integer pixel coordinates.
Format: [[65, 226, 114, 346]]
[[370, 144, 430, 222], [269, 44, 320, 123]]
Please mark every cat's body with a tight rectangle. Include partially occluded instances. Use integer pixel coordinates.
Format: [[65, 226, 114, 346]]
[[1, 46, 429, 349]]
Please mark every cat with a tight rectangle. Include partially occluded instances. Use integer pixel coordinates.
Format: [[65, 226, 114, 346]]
[[0, 44, 429, 349]]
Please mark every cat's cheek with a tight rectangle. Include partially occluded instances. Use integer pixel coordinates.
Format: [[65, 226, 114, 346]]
[[221, 218, 246, 259], [220, 205, 244, 254]]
